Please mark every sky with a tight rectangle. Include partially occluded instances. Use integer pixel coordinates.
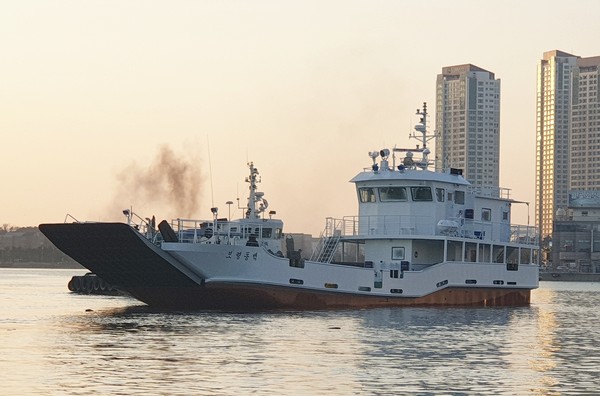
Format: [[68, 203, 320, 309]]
[[2, 0, 600, 235]]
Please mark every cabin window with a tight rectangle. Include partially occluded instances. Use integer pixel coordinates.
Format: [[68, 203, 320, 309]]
[[390, 270, 399, 279], [447, 240, 463, 261], [493, 245, 505, 263], [465, 242, 477, 262], [502, 211, 509, 221], [455, 190, 465, 205], [411, 187, 433, 201], [359, 187, 377, 203], [520, 248, 531, 264], [391, 247, 405, 260], [274, 228, 282, 239], [379, 187, 407, 201], [506, 246, 519, 264], [482, 208, 492, 222], [436, 188, 445, 202], [479, 244, 491, 262], [262, 228, 272, 238]]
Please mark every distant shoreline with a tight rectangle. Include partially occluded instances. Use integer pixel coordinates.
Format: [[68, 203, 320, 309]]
[[0, 262, 84, 269]]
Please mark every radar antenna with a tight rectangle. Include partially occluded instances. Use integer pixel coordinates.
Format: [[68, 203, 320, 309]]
[[410, 102, 436, 149], [409, 102, 436, 170], [243, 162, 269, 219]]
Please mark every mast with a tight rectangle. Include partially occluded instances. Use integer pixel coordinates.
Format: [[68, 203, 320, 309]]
[[408, 102, 436, 169], [244, 162, 268, 219]]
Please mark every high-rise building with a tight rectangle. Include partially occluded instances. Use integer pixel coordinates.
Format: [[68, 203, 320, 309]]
[[570, 56, 600, 190], [435, 64, 501, 189], [536, 50, 579, 245], [543, 55, 600, 271]]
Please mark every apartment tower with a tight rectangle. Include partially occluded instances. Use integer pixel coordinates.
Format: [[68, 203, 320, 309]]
[[435, 64, 501, 189], [570, 56, 600, 190], [536, 50, 578, 244]]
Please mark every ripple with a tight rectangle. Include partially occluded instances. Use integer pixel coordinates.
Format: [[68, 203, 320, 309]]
[[3, 270, 600, 395]]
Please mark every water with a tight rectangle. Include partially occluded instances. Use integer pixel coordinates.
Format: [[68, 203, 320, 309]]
[[1, 269, 600, 395]]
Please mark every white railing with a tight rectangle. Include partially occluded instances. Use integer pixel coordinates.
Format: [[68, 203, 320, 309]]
[[168, 218, 276, 245], [510, 224, 539, 246], [322, 215, 538, 246], [467, 185, 512, 199]]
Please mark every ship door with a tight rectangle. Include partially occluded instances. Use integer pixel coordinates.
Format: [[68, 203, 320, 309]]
[[374, 270, 383, 289]]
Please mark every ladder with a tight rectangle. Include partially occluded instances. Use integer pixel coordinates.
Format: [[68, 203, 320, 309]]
[[311, 233, 341, 263]]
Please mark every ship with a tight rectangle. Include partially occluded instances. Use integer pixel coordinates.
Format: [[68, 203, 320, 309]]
[[40, 104, 539, 309]]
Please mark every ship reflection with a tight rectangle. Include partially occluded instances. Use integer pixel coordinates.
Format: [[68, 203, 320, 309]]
[[52, 285, 600, 395]]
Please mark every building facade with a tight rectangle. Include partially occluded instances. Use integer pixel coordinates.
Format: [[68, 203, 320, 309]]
[[570, 56, 600, 190], [552, 190, 600, 273], [435, 64, 501, 189], [536, 51, 600, 253], [536, 50, 578, 246]]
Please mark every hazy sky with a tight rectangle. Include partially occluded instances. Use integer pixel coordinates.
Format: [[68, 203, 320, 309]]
[[2, 0, 599, 235]]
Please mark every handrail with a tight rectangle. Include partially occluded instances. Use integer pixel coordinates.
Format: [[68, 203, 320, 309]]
[[322, 215, 538, 246]]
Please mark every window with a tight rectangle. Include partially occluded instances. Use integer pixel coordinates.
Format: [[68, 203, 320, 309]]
[[359, 188, 377, 203], [482, 208, 491, 222], [493, 245, 505, 263], [436, 188, 445, 202], [390, 270, 399, 279], [379, 187, 407, 201], [262, 228, 272, 238], [391, 247, 405, 260], [455, 191, 465, 204], [411, 187, 433, 201]]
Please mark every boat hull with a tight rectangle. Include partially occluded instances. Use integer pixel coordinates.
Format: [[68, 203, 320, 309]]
[[40, 222, 533, 310], [39, 222, 205, 305], [125, 282, 530, 309]]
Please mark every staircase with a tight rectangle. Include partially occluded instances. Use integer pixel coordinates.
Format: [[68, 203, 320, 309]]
[[310, 218, 343, 263]]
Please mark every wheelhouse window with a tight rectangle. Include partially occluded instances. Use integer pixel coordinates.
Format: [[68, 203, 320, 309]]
[[379, 187, 407, 201], [436, 188, 445, 202], [454, 190, 465, 205], [411, 187, 433, 201], [359, 187, 377, 203], [262, 228, 272, 238]]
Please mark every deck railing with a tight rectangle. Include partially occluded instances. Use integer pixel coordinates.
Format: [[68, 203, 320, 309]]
[[322, 215, 538, 246]]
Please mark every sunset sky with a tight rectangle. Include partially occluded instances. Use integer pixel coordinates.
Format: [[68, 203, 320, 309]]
[[2, 0, 600, 235]]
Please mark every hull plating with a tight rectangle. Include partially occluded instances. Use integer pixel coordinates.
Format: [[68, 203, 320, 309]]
[[128, 282, 531, 310]]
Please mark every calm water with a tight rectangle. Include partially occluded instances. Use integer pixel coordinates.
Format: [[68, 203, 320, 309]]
[[1, 269, 600, 395]]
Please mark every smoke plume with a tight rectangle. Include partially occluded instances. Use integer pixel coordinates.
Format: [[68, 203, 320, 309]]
[[110, 144, 203, 220]]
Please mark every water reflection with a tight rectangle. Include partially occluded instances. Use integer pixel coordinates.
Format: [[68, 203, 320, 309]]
[[3, 270, 600, 395]]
